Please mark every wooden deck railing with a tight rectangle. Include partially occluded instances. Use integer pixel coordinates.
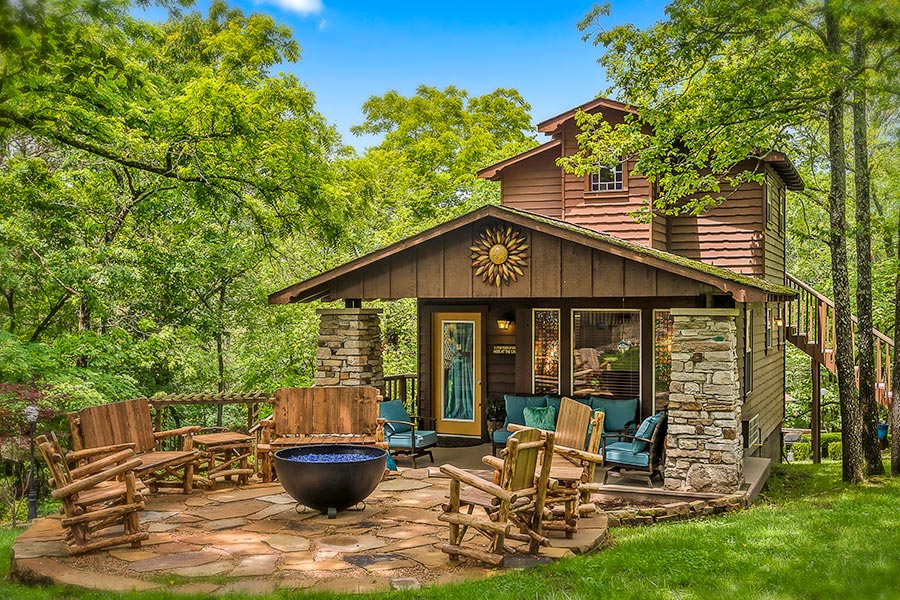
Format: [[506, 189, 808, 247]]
[[785, 273, 893, 408], [383, 374, 418, 409]]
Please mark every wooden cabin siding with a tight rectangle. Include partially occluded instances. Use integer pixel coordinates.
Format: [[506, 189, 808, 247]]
[[652, 215, 668, 250], [764, 165, 787, 285], [737, 302, 785, 459], [558, 121, 655, 246], [321, 223, 719, 302], [667, 166, 766, 278], [499, 147, 563, 219]]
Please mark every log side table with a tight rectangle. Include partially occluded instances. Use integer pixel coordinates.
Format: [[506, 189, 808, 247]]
[[192, 431, 255, 487]]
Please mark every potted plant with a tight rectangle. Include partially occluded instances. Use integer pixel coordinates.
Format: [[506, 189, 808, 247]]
[[485, 394, 506, 433]]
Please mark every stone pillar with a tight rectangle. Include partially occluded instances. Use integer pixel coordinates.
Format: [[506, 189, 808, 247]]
[[315, 308, 383, 391], [664, 308, 743, 494]]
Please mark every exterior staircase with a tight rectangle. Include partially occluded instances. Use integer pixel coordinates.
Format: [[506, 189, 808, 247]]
[[784, 273, 894, 408]]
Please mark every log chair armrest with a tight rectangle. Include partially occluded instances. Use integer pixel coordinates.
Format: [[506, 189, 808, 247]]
[[248, 418, 274, 436], [67, 443, 136, 463], [553, 444, 604, 465], [440, 464, 518, 504], [69, 448, 136, 480], [154, 426, 201, 439], [506, 423, 554, 440], [52, 458, 143, 500]]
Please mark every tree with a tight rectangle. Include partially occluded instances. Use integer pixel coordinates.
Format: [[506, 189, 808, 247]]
[[0, 1, 349, 404]]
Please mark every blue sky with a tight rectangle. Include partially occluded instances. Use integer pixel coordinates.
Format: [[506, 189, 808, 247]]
[[170, 1, 667, 150]]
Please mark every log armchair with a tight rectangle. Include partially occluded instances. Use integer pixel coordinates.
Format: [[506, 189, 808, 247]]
[[253, 386, 387, 482], [67, 397, 200, 493], [439, 427, 554, 567], [509, 397, 605, 537], [37, 433, 149, 555]]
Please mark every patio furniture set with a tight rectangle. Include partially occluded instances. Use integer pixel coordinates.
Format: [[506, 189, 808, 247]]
[[37, 386, 667, 568]]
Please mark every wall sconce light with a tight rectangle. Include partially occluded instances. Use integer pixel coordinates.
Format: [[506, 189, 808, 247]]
[[774, 318, 784, 328], [497, 313, 515, 331]]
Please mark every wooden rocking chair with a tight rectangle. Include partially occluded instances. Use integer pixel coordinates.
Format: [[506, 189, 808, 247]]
[[37, 433, 149, 555], [438, 427, 554, 567], [67, 397, 201, 493]]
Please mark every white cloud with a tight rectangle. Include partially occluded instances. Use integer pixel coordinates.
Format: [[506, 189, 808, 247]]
[[266, 0, 324, 16]]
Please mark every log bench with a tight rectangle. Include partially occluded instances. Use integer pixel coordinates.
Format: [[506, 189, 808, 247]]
[[253, 386, 387, 482]]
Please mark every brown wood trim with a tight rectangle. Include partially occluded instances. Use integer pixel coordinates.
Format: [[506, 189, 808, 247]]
[[478, 139, 561, 181], [537, 97, 638, 134]]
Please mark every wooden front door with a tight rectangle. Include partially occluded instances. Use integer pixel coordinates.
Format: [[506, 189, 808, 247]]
[[431, 312, 483, 436]]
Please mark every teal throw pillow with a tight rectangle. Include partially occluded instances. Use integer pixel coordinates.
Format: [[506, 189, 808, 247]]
[[631, 414, 661, 453], [523, 405, 557, 431]]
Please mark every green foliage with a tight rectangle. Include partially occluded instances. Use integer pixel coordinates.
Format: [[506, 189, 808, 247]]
[[828, 441, 843, 460], [790, 441, 812, 461]]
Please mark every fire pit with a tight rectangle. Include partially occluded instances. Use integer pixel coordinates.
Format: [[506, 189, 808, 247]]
[[273, 444, 387, 518]]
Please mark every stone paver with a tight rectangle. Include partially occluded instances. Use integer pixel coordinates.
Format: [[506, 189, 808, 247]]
[[263, 533, 311, 552], [15, 558, 161, 591], [315, 534, 385, 553], [379, 535, 438, 553], [109, 548, 159, 562], [128, 551, 221, 573], [170, 561, 234, 577], [313, 576, 392, 594], [257, 492, 296, 504], [378, 523, 443, 539], [230, 554, 279, 577], [279, 556, 354, 572], [188, 499, 268, 520], [377, 478, 431, 492]]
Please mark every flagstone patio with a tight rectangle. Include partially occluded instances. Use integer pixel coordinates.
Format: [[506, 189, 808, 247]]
[[11, 463, 608, 595]]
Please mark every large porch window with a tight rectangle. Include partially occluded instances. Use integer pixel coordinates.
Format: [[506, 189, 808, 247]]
[[653, 310, 674, 412], [532, 309, 560, 394], [571, 310, 641, 398]]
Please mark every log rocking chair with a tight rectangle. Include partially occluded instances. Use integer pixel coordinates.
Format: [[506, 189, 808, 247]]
[[438, 427, 554, 567]]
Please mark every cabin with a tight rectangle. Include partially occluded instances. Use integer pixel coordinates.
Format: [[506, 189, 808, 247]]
[[270, 98, 804, 495]]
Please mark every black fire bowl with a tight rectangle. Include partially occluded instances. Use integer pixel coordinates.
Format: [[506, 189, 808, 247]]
[[273, 444, 387, 518]]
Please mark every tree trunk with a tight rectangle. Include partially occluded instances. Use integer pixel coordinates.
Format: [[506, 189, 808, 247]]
[[76, 296, 91, 368], [892, 209, 900, 477], [216, 285, 226, 427], [825, 1, 865, 483], [852, 30, 883, 476]]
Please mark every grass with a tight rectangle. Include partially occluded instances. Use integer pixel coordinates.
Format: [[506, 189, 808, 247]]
[[2, 462, 900, 599]]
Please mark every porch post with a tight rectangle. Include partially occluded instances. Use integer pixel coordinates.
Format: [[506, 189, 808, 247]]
[[664, 308, 743, 494], [315, 308, 384, 392]]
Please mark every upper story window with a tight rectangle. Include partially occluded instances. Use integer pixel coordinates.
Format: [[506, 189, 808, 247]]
[[589, 162, 624, 192]]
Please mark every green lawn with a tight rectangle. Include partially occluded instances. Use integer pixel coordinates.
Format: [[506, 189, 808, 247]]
[[3, 462, 899, 599]]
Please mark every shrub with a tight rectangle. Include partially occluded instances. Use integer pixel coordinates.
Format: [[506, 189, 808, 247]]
[[790, 441, 812, 461], [798, 432, 842, 458], [827, 441, 843, 460]]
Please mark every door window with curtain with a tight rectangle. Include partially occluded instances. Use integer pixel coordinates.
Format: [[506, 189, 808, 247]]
[[441, 321, 475, 421]]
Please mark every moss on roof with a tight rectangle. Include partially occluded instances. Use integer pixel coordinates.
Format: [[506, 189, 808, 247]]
[[494, 205, 796, 297]]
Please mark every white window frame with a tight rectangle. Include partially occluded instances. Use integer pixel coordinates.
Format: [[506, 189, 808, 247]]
[[589, 162, 624, 192]]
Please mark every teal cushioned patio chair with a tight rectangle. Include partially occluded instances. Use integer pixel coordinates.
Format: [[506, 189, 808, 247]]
[[602, 411, 667, 487], [379, 400, 437, 468]]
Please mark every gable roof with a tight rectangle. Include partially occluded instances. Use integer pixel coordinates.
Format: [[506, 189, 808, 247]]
[[477, 139, 560, 181], [537, 97, 637, 134], [269, 204, 796, 305]]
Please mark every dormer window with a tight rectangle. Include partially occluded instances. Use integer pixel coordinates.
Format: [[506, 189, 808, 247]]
[[589, 162, 624, 192]]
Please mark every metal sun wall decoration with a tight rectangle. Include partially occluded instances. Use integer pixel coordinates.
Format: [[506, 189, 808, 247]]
[[470, 225, 529, 286]]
